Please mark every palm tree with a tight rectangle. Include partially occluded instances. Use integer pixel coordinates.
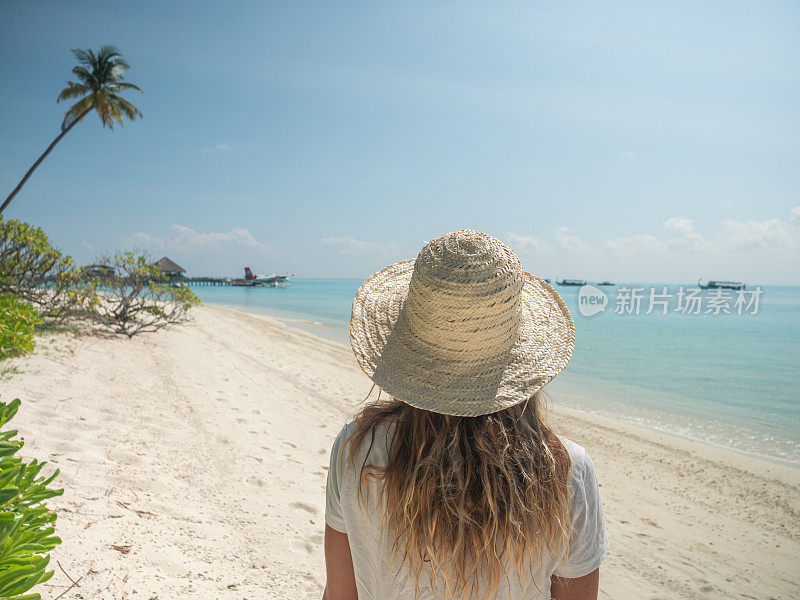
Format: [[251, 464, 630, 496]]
[[1, 46, 143, 214]]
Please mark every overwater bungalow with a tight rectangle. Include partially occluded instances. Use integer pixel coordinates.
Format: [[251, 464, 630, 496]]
[[153, 257, 186, 281]]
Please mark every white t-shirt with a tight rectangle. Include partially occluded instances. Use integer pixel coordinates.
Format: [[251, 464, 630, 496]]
[[325, 419, 610, 600]]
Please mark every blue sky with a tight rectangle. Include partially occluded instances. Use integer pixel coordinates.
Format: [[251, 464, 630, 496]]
[[1, 1, 798, 283]]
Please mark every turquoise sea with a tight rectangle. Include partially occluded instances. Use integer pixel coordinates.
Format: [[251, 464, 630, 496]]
[[193, 279, 800, 465]]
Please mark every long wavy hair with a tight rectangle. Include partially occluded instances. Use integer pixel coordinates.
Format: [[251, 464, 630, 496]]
[[345, 391, 572, 600]]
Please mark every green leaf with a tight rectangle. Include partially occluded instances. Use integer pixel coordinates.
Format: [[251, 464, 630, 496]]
[[0, 486, 19, 505], [0, 398, 60, 600]]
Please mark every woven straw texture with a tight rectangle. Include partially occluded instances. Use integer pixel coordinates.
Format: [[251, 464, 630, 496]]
[[350, 229, 575, 416]]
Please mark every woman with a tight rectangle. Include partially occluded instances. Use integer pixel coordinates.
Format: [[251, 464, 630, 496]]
[[324, 230, 609, 600]]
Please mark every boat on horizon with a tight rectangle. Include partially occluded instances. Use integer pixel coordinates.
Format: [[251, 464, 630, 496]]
[[556, 278, 587, 286], [698, 279, 745, 291], [596, 281, 615, 286]]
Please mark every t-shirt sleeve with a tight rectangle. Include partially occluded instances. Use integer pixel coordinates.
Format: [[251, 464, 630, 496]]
[[325, 423, 349, 533], [553, 447, 611, 578]]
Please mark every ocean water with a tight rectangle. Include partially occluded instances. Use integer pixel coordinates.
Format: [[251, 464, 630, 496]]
[[193, 279, 800, 465]]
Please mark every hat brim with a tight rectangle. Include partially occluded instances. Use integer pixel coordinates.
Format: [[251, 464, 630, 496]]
[[350, 259, 575, 416]]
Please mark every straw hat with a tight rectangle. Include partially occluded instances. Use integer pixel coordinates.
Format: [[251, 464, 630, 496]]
[[350, 229, 575, 417]]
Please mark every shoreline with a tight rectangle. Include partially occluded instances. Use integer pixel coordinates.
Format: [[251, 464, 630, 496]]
[[206, 300, 800, 471], [548, 402, 800, 482], [3, 303, 798, 599], [550, 394, 800, 473]]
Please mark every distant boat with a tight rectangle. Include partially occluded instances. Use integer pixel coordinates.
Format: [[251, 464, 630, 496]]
[[596, 281, 615, 286], [698, 279, 745, 290], [556, 278, 587, 286]]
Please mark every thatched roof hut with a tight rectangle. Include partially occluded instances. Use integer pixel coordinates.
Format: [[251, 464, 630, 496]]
[[153, 257, 186, 278]]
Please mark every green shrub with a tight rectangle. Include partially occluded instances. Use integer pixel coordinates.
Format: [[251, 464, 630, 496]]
[[83, 252, 200, 337], [0, 218, 87, 324], [0, 296, 40, 360], [0, 398, 63, 600]]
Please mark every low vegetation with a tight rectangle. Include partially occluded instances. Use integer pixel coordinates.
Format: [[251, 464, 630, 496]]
[[0, 45, 153, 600], [82, 252, 200, 337], [0, 296, 41, 361], [0, 217, 200, 360], [0, 398, 63, 600], [0, 218, 86, 324]]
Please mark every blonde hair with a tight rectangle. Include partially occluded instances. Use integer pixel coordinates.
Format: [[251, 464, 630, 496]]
[[345, 392, 572, 600]]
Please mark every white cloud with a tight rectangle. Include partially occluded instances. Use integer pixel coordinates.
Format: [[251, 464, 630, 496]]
[[603, 233, 665, 257], [664, 216, 707, 252], [555, 226, 591, 254], [664, 216, 694, 236], [204, 143, 231, 152], [718, 218, 797, 252], [505, 232, 554, 257], [508, 210, 799, 281], [128, 225, 271, 253], [321, 236, 399, 257], [122, 225, 276, 276], [621, 150, 637, 158]]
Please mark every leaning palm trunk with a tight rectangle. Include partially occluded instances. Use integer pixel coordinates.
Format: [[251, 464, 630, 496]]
[[0, 108, 91, 215], [1, 45, 142, 215]]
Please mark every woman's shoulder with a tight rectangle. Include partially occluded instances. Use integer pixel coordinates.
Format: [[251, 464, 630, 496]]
[[330, 419, 358, 458], [556, 435, 593, 478], [334, 419, 357, 440], [331, 418, 395, 466], [334, 417, 396, 442]]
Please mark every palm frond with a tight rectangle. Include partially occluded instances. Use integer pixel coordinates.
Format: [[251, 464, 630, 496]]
[[96, 107, 113, 129], [57, 82, 90, 103], [60, 46, 143, 131], [70, 66, 96, 87], [61, 95, 94, 131], [95, 92, 124, 129], [108, 63, 129, 81], [97, 45, 123, 64], [109, 57, 130, 74], [108, 94, 142, 121], [105, 82, 143, 94], [70, 47, 91, 65], [91, 91, 112, 129]]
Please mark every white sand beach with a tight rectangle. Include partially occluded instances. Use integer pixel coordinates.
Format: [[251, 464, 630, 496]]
[[2, 304, 798, 600]]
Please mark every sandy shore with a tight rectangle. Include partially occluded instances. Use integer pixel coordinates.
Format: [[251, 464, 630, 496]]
[[2, 304, 798, 599]]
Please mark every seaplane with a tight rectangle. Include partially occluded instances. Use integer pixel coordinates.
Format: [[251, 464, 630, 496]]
[[243, 267, 291, 287]]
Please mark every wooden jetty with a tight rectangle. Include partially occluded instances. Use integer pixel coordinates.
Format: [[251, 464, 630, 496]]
[[171, 276, 280, 287], [179, 277, 236, 287], [74, 256, 289, 288], [150, 257, 290, 287], [172, 276, 289, 288]]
